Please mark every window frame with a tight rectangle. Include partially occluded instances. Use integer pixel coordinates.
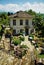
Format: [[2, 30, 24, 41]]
[[25, 19, 29, 25], [20, 20, 23, 25], [20, 29, 23, 33], [13, 20, 16, 25]]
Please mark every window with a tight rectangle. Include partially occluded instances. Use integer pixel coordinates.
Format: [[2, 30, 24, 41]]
[[25, 20, 29, 25], [32, 21, 34, 25], [20, 20, 23, 25], [30, 29, 34, 33], [20, 29, 23, 33], [13, 20, 16, 25]]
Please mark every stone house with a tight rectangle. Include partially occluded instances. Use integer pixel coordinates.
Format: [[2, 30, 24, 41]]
[[9, 11, 34, 35]]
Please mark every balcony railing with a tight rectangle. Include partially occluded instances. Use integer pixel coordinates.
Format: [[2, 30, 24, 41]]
[[24, 25, 30, 28]]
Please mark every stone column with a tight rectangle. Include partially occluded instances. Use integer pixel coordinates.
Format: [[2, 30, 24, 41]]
[[29, 28, 31, 34], [23, 28, 25, 36], [34, 29, 35, 34]]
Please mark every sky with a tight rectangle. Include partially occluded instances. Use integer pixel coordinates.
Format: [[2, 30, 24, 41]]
[[0, 0, 44, 13]]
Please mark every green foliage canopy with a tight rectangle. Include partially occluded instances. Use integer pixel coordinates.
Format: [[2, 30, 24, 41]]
[[33, 14, 44, 37], [0, 12, 10, 25]]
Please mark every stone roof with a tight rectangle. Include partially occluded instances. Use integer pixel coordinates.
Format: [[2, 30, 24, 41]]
[[9, 11, 33, 18]]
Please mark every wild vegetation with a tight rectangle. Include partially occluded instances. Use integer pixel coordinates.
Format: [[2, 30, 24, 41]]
[[0, 10, 44, 37], [0, 10, 44, 59]]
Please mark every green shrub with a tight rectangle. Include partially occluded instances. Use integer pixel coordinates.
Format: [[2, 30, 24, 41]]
[[0, 25, 2, 36], [0, 25, 2, 31], [20, 45, 28, 56], [19, 33, 23, 35], [13, 37, 21, 46], [36, 43, 39, 47], [0, 36, 1, 41], [14, 46, 27, 58], [22, 50, 27, 56], [38, 54, 44, 58], [12, 36, 16, 40], [40, 38, 44, 42], [29, 34, 34, 37], [40, 43, 44, 48], [29, 34, 34, 39], [19, 36, 25, 41], [20, 45, 28, 48]]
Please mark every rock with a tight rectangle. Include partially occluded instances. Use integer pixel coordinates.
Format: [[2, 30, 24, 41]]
[[0, 48, 36, 65]]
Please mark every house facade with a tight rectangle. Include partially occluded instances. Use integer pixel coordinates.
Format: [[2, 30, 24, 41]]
[[9, 11, 34, 35]]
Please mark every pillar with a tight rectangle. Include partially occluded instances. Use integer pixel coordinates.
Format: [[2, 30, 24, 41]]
[[29, 28, 31, 34]]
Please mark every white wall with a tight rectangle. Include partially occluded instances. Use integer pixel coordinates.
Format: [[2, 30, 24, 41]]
[[10, 18, 33, 34]]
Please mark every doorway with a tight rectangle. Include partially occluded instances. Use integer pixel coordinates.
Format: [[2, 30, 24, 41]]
[[25, 28, 29, 35]]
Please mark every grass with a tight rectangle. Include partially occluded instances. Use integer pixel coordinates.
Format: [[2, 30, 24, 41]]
[[34, 49, 44, 58], [38, 54, 44, 58], [20, 45, 28, 48]]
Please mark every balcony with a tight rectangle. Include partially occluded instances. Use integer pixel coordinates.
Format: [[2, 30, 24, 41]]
[[24, 25, 30, 28]]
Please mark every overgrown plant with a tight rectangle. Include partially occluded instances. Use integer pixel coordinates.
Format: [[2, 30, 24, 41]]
[[12, 37, 21, 46]]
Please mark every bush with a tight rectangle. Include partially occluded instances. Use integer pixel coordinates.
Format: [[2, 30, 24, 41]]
[[40, 49, 44, 54], [29, 34, 34, 38], [0, 25, 3, 36], [14, 45, 28, 58], [35, 43, 39, 48], [12, 37, 21, 46], [0, 36, 1, 41], [19, 33, 23, 35], [0, 25, 2, 31], [38, 54, 44, 58], [40, 38, 44, 42], [20, 45, 28, 56], [5, 29, 11, 38], [40, 43, 44, 48], [19, 36, 25, 41], [20, 45, 28, 48], [29, 34, 34, 39], [22, 50, 27, 56]]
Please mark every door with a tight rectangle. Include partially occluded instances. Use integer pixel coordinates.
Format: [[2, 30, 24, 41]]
[[25, 28, 28, 35]]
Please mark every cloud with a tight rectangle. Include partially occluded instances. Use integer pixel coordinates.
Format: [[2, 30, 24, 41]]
[[0, 2, 44, 13]]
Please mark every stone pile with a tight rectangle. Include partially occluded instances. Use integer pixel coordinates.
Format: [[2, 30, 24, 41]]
[[0, 34, 10, 51], [0, 35, 36, 65], [0, 49, 35, 65]]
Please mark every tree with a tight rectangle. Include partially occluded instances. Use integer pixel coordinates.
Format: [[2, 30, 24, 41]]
[[0, 12, 10, 25], [8, 12, 13, 16], [25, 9, 36, 15], [33, 14, 44, 37]]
